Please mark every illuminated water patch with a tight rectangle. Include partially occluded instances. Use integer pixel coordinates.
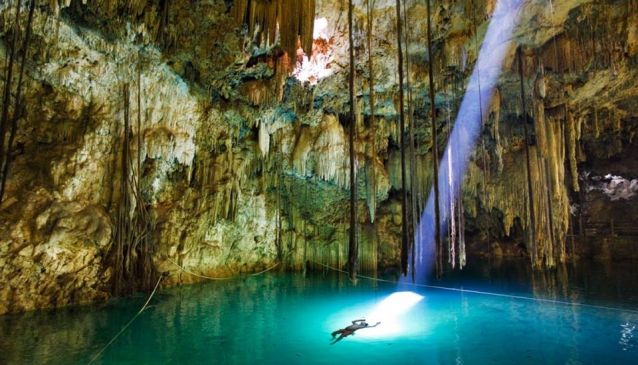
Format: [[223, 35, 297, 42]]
[[357, 291, 425, 338]]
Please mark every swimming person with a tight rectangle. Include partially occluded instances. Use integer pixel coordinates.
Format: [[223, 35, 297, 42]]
[[330, 319, 380, 344]]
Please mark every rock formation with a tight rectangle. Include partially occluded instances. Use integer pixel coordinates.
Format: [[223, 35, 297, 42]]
[[1, 0, 637, 314]]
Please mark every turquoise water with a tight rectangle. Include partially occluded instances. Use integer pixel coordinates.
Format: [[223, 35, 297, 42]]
[[1, 267, 637, 365]]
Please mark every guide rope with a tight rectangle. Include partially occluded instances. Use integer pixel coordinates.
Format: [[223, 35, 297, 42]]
[[88, 258, 281, 364], [88, 275, 163, 364], [310, 260, 638, 315], [167, 258, 280, 281]]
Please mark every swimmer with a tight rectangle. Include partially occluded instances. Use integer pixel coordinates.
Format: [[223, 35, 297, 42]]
[[330, 319, 380, 344]]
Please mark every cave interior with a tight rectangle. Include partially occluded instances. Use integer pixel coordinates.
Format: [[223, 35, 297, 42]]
[[0, 0, 637, 364]]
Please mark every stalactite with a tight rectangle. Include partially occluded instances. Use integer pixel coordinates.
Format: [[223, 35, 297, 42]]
[[347, 0, 358, 281], [451, 65, 466, 270], [395, 0, 409, 277], [302, 216, 308, 276], [458, 184, 466, 268], [542, 157, 557, 265], [522, 50, 571, 269], [426, 0, 442, 277], [518, 47, 538, 267], [0, 0, 35, 203], [566, 106, 580, 192], [258, 119, 270, 157], [403, 0, 418, 282], [233, 0, 315, 65], [0, 0, 21, 204], [275, 151, 284, 265], [157, 0, 171, 49], [470, 0, 492, 257], [445, 81, 456, 269], [306, 114, 349, 187], [366, 0, 377, 224]]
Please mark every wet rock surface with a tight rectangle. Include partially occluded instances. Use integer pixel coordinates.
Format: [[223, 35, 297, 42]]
[[0, 0, 637, 313]]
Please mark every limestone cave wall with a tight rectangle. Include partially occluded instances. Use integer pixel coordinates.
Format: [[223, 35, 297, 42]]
[[1, 0, 637, 314]]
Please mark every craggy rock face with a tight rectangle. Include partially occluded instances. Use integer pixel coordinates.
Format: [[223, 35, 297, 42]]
[[0, 0, 637, 314]]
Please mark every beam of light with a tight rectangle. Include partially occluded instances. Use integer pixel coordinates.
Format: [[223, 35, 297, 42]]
[[410, 0, 525, 283], [356, 291, 424, 338]]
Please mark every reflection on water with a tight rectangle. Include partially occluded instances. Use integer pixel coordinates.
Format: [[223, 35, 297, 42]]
[[620, 322, 635, 351], [0, 259, 637, 365], [436, 257, 638, 309]]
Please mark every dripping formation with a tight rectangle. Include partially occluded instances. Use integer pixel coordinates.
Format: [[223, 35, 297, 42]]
[[0, 0, 637, 317], [0, 0, 35, 204], [233, 0, 316, 68]]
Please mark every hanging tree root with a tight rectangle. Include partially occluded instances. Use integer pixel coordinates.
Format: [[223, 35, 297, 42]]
[[347, 0, 358, 281], [111, 79, 157, 297], [395, 0, 410, 277], [366, 0, 379, 276], [426, 0, 442, 278]]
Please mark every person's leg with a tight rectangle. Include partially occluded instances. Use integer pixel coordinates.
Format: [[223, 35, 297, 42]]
[[331, 329, 343, 338], [330, 330, 353, 345], [330, 333, 346, 345]]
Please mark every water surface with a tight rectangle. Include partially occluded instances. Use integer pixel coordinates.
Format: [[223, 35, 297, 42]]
[[1, 261, 637, 364]]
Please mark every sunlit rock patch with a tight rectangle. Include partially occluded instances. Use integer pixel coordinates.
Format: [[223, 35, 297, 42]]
[[586, 174, 638, 201], [293, 18, 335, 85]]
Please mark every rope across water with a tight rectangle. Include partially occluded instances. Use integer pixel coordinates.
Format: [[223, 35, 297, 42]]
[[310, 260, 638, 315], [88, 275, 163, 364], [87, 259, 279, 364], [167, 258, 280, 281], [87, 258, 636, 363]]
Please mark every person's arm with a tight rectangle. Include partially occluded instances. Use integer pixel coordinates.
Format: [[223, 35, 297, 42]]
[[369, 322, 381, 327], [352, 319, 365, 324]]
